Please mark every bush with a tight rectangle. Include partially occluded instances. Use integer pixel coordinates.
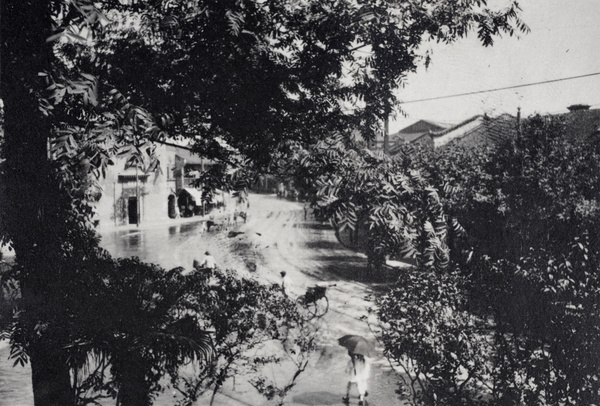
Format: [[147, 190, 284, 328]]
[[169, 268, 320, 406], [376, 238, 600, 405], [376, 265, 497, 405], [374, 115, 600, 405]]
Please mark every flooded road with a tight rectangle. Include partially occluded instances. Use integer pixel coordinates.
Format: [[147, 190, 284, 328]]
[[0, 193, 408, 405]]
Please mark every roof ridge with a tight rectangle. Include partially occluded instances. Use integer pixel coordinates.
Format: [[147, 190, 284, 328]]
[[431, 115, 483, 137]]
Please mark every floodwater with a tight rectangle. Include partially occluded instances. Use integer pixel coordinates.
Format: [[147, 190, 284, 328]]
[[0, 194, 409, 405]]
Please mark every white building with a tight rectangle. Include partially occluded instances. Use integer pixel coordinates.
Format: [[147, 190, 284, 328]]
[[95, 142, 212, 228]]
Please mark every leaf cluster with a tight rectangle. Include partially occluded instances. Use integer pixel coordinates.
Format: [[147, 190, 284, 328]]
[[294, 135, 449, 271]]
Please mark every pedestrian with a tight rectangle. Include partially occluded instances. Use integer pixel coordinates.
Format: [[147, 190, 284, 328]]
[[280, 271, 293, 296], [343, 352, 370, 405], [200, 251, 217, 270], [303, 202, 309, 220], [206, 220, 215, 232]]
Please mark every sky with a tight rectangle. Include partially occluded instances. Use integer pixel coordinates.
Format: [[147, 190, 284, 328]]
[[389, 0, 600, 133]]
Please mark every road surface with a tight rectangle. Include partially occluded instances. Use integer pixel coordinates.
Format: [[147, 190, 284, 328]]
[[0, 193, 409, 406]]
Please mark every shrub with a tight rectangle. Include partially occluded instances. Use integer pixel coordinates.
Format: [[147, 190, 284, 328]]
[[376, 239, 600, 405]]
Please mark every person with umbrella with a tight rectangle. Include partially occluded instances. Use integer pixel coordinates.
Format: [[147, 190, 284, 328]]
[[339, 335, 373, 405]]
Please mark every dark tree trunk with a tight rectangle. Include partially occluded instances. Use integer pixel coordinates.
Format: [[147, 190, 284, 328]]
[[116, 355, 152, 406], [1, 1, 77, 405], [30, 341, 76, 406]]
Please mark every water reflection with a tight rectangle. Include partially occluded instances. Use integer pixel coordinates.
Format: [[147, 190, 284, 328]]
[[99, 220, 206, 270], [123, 232, 142, 248], [179, 222, 199, 234]]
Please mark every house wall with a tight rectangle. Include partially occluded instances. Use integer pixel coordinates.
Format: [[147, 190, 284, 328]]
[[94, 142, 223, 228], [95, 144, 171, 228]]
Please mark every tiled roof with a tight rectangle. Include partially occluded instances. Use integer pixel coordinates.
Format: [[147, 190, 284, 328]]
[[431, 115, 483, 137], [388, 108, 600, 155], [449, 113, 517, 148], [390, 131, 429, 143], [396, 119, 452, 134], [444, 109, 600, 148], [552, 108, 600, 141], [387, 119, 454, 152]]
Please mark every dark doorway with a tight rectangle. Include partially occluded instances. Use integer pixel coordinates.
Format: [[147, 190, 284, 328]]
[[168, 195, 176, 218], [128, 197, 138, 224]]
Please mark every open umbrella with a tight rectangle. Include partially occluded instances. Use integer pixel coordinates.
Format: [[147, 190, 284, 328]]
[[338, 335, 374, 357]]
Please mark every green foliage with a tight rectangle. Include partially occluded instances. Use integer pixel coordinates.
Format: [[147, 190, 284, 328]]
[[3, 254, 317, 406], [294, 135, 449, 271], [414, 115, 600, 261], [471, 239, 600, 406], [87, 0, 528, 172], [376, 265, 495, 405], [171, 268, 319, 406], [377, 240, 600, 406], [70, 259, 214, 405], [376, 116, 600, 405]]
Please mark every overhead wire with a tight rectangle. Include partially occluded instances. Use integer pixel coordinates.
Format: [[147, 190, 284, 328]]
[[400, 72, 600, 104]]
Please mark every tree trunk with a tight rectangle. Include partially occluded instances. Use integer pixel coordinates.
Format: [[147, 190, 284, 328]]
[[353, 216, 361, 251], [30, 340, 77, 406], [1, 1, 77, 404], [116, 355, 152, 406]]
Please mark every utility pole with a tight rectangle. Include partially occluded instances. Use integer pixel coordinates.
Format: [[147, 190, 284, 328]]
[[516, 106, 522, 137], [383, 116, 390, 154], [201, 157, 206, 216]]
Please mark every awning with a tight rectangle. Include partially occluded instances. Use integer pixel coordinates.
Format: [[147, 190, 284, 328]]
[[179, 188, 203, 204]]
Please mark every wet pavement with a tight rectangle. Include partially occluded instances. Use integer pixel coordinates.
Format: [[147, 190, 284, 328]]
[[0, 193, 409, 405]]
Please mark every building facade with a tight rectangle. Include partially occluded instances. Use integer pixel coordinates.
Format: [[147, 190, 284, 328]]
[[95, 142, 210, 228]]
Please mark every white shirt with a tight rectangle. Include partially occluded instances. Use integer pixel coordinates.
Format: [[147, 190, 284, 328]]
[[202, 255, 217, 269], [281, 275, 293, 293]]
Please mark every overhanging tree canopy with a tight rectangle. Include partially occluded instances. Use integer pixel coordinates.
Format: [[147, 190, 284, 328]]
[[83, 0, 528, 170]]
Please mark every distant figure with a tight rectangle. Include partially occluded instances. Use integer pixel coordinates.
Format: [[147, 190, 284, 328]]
[[304, 203, 309, 220], [239, 211, 247, 223], [343, 352, 370, 405], [200, 251, 216, 269], [280, 271, 293, 296]]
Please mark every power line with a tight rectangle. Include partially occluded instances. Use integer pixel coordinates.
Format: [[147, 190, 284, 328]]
[[401, 72, 600, 104]]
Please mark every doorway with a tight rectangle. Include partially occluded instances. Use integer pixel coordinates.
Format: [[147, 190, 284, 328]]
[[128, 197, 138, 224]]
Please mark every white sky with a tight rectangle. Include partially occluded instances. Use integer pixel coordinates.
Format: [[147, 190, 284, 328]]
[[389, 0, 600, 133]]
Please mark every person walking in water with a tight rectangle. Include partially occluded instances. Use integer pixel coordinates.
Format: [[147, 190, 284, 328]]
[[280, 271, 293, 296], [343, 352, 370, 405]]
